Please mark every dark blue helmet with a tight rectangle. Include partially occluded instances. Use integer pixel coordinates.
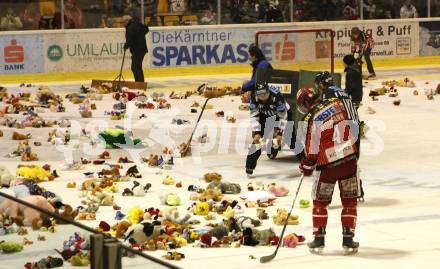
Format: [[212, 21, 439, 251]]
[[315, 71, 334, 86]]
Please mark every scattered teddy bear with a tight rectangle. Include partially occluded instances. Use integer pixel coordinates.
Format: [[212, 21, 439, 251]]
[[203, 172, 222, 183], [160, 192, 181, 206], [12, 132, 31, 140], [163, 208, 191, 225], [76, 212, 96, 221], [272, 208, 299, 225], [198, 188, 223, 202], [266, 183, 289, 197], [207, 181, 241, 194], [0, 166, 14, 187], [55, 204, 79, 224], [113, 220, 132, 239]]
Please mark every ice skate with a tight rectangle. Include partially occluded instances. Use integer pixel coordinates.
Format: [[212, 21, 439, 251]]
[[367, 73, 376, 80], [343, 227, 359, 255], [343, 238, 359, 255], [246, 169, 254, 178], [307, 236, 325, 254]]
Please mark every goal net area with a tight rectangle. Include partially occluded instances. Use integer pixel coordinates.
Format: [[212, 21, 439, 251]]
[[255, 29, 335, 73]]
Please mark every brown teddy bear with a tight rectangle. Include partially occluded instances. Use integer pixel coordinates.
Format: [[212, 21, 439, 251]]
[[55, 204, 79, 224], [99, 167, 120, 177], [99, 177, 114, 188], [203, 172, 222, 183], [81, 179, 98, 191], [12, 132, 31, 140], [199, 189, 223, 202], [113, 220, 132, 238], [144, 154, 158, 167]]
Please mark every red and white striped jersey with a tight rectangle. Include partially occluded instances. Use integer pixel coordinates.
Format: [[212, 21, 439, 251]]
[[351, 31, 374, 54], [302, 98, 359, 170]]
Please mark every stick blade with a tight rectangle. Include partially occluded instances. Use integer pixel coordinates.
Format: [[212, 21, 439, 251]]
[[259, 253, 276, 263]]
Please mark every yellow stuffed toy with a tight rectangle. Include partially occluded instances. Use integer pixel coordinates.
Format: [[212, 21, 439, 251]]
[[272, 208, 299, 225], [16, 165, 51, 182], [194, 202, 210, 216], [126, 206, 145, 224]]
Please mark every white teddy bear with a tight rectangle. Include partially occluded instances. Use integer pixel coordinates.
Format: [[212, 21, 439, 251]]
[[0, 166, 14, 187]]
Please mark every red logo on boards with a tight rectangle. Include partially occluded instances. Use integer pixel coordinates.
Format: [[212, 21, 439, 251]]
[[315, 41, 331, 59], [4, 39, 24, 63], [275, 34, 295, 61]]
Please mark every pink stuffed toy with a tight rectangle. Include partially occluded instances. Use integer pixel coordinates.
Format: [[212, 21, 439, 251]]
[[267, 183, 290, 197], [0, 195, 55, 226], [283, 233, 305, 248]]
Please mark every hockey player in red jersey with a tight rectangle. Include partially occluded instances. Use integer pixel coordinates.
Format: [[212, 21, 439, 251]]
[[296, 87, 360, 255]]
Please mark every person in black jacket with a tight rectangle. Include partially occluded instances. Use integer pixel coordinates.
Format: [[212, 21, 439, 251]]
[[343, 54, 365, 201], [123, 15, 149, 82], [343, 54, 363, 110]]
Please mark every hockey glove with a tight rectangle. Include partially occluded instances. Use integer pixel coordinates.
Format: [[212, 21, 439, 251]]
[[253, 133, 262, 144], [299, 160, 315, 176]]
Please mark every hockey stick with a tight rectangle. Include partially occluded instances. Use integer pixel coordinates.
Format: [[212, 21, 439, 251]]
[[180, 84, 241, 156], [260, 173, 305, 263], [114, 49, 127, 92], [180, 84, 217, 157], [186, 96, 213, 146]]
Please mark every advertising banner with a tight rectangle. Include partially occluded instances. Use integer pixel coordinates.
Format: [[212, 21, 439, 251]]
[[149, 27, 267, 68], [43, 30, 139, 72], [327, 21, 419, 59], [149, 21, 420, 68], [0, 34, 44, 74], [419, 21, 440, 56]]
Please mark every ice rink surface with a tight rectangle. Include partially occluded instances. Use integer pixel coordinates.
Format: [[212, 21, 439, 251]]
[[0, 66, 440, 269]]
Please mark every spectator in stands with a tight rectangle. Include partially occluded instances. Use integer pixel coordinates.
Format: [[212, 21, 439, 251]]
[[324, 0, 343, 20], [77, 0, 104, 28], [1, 8, 23, 30], [169, 0, 187, 13], [230, 0, 239, 23], [433, 0, 440, 17], [64, 0, 84, 28], [294, 0, 315, 22], [278, 0, 292, 21], [266, 0, 284, 22], [144, 0, 158, 26], [189, 0, 216, 12], [200, 10, 217, 24], [400, 0, 418, 18], [241, 1, 259, 23], [21, 4, 43, 30], [363, 0, 377, 19], [383, 9, 394, 19], [124, 14, 149, 82], [229, 0, 257, 23], [342, 0, 359, 20], [124, 1, 139, 17]]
